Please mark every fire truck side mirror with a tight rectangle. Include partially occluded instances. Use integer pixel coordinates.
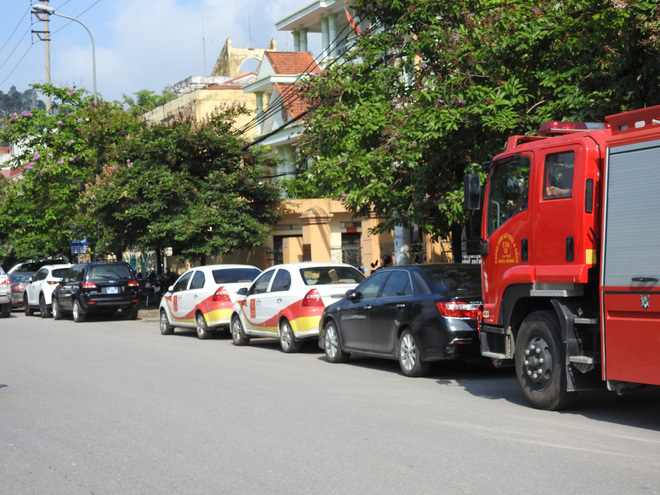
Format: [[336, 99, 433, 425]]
[[464, 173, 482, 210]]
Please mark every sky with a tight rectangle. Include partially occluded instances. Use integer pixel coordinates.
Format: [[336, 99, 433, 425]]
[[0, 0, 318, 102]]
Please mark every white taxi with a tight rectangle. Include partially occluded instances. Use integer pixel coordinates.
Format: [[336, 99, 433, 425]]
[[230, 262, 365, 352], [159, 264, 261, 339]]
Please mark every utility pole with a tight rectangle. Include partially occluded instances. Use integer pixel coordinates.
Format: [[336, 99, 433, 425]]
[[32, 0, 52, 113]]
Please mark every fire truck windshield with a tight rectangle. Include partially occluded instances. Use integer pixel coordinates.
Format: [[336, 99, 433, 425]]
[[486, 156, 531, 235]]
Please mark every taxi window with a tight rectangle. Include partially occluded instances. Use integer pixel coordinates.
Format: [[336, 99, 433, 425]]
[[250, 270, 274, 295], [173, 271, 192, 292], [271, 270, 291, 292], [190, 271, 205, 290]]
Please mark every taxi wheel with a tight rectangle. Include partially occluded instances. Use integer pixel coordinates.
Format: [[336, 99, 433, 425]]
[[39, 294, 51, 318], [231, 315, 250, 346], [279, 319, 302, 353], [195, 312, 211, 340], [24, 295, 34, 316], [159, 310, 174, 335]]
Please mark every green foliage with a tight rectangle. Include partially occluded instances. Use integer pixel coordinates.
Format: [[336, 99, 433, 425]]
[[0, 86, 46, 117], [122, 86, 179, 116], [0, 85, 281, 268], [289, 0, 660, 243]]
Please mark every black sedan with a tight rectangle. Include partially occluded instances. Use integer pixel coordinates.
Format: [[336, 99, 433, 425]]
[[318, 264, 483, 377]]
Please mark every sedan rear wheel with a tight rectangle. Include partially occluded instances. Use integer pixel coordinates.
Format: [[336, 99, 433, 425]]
[[324, 320, 349, 363], [279, 319, 302, 353], [231, 315, 250, 346], [195, 312, 211, 340], [24, 295, 34, 316], [399, 330, 431, 377], [39, 294, 51, 318]]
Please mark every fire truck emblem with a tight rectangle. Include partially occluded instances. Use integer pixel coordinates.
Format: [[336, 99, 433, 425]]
[[494, 233, 519, 264], [641, 294, 650, 310]]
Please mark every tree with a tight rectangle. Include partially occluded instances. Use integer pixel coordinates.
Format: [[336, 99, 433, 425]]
[[288, 0, 660, 259], [0, 86, 46, 117], [80, 108, 282, 263], [0, 85, 281, 269], [122, 86, 178, 116]]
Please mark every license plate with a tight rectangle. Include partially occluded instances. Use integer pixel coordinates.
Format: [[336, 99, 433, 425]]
[[107, 286, 118, 294]]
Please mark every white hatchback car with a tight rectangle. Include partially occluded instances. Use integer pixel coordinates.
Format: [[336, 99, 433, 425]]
[[23, 264, 72, 318], [230, 262, 366, 352], [159, 264, 261, 339]]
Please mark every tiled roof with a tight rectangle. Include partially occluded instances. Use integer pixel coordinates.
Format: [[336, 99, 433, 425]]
[[265, 52, 320, 75], [273, 82, 310, 121]]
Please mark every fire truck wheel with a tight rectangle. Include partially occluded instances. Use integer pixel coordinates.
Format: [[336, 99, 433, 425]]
[[231, 314, 250, 346], [515, 310, 576, 411]]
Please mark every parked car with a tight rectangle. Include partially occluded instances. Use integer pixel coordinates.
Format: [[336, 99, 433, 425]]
[[23, 264, 72, 318], [9, 272, 34, 309], [8, 256, 69, 274], [230, 262, 366, 352], [52, 262, 140, 322], [0, 266, 11, 317], [318, 264, 483, 377], [159, 264, 262, 339]]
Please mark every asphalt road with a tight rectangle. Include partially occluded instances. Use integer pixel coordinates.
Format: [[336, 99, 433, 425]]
[[1, 309, 660, 494]]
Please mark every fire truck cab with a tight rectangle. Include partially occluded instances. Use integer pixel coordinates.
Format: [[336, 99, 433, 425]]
[[465, 106, 660, 410]]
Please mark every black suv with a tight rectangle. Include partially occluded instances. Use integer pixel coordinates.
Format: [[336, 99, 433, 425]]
[[52, 262, 140, 322]]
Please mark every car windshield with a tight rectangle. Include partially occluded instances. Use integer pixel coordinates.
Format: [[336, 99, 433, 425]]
[[89, 264, 133, 280], [300, 266, 365, 286], [419, 265, 482, 295], [212, 268, 261, 284]]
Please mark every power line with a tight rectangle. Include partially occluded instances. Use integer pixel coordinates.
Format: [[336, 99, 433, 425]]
[[0, 44, 35, 88], [0, 4, 31, 56], [238, 21, 355, 136]]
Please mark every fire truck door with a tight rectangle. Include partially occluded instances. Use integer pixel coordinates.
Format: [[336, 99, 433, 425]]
[[534, 149, 579, 271], [481, 154, 533, 318], [601, 140, 660, 387]]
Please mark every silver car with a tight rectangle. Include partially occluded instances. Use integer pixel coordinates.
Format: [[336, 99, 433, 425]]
[[0, 266, 11, 317]]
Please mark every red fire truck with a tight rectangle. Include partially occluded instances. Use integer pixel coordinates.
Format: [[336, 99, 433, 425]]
[[464, 105, 660, 410]]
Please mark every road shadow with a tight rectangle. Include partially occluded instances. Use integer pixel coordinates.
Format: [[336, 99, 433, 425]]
[[454, 363, 660, 431]]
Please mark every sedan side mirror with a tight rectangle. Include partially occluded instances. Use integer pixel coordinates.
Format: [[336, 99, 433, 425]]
[[236, 287, 248, 296], [346, 290, 362, 302]]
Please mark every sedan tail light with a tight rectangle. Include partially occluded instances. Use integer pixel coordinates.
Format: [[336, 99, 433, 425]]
[[1, 279, 10, 287], [301, 288, 324, 307], [212, 287, 231, 302], [436, 301, 480, 318], [82, 282, 97, 289], [127, 280, 140, 288]]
